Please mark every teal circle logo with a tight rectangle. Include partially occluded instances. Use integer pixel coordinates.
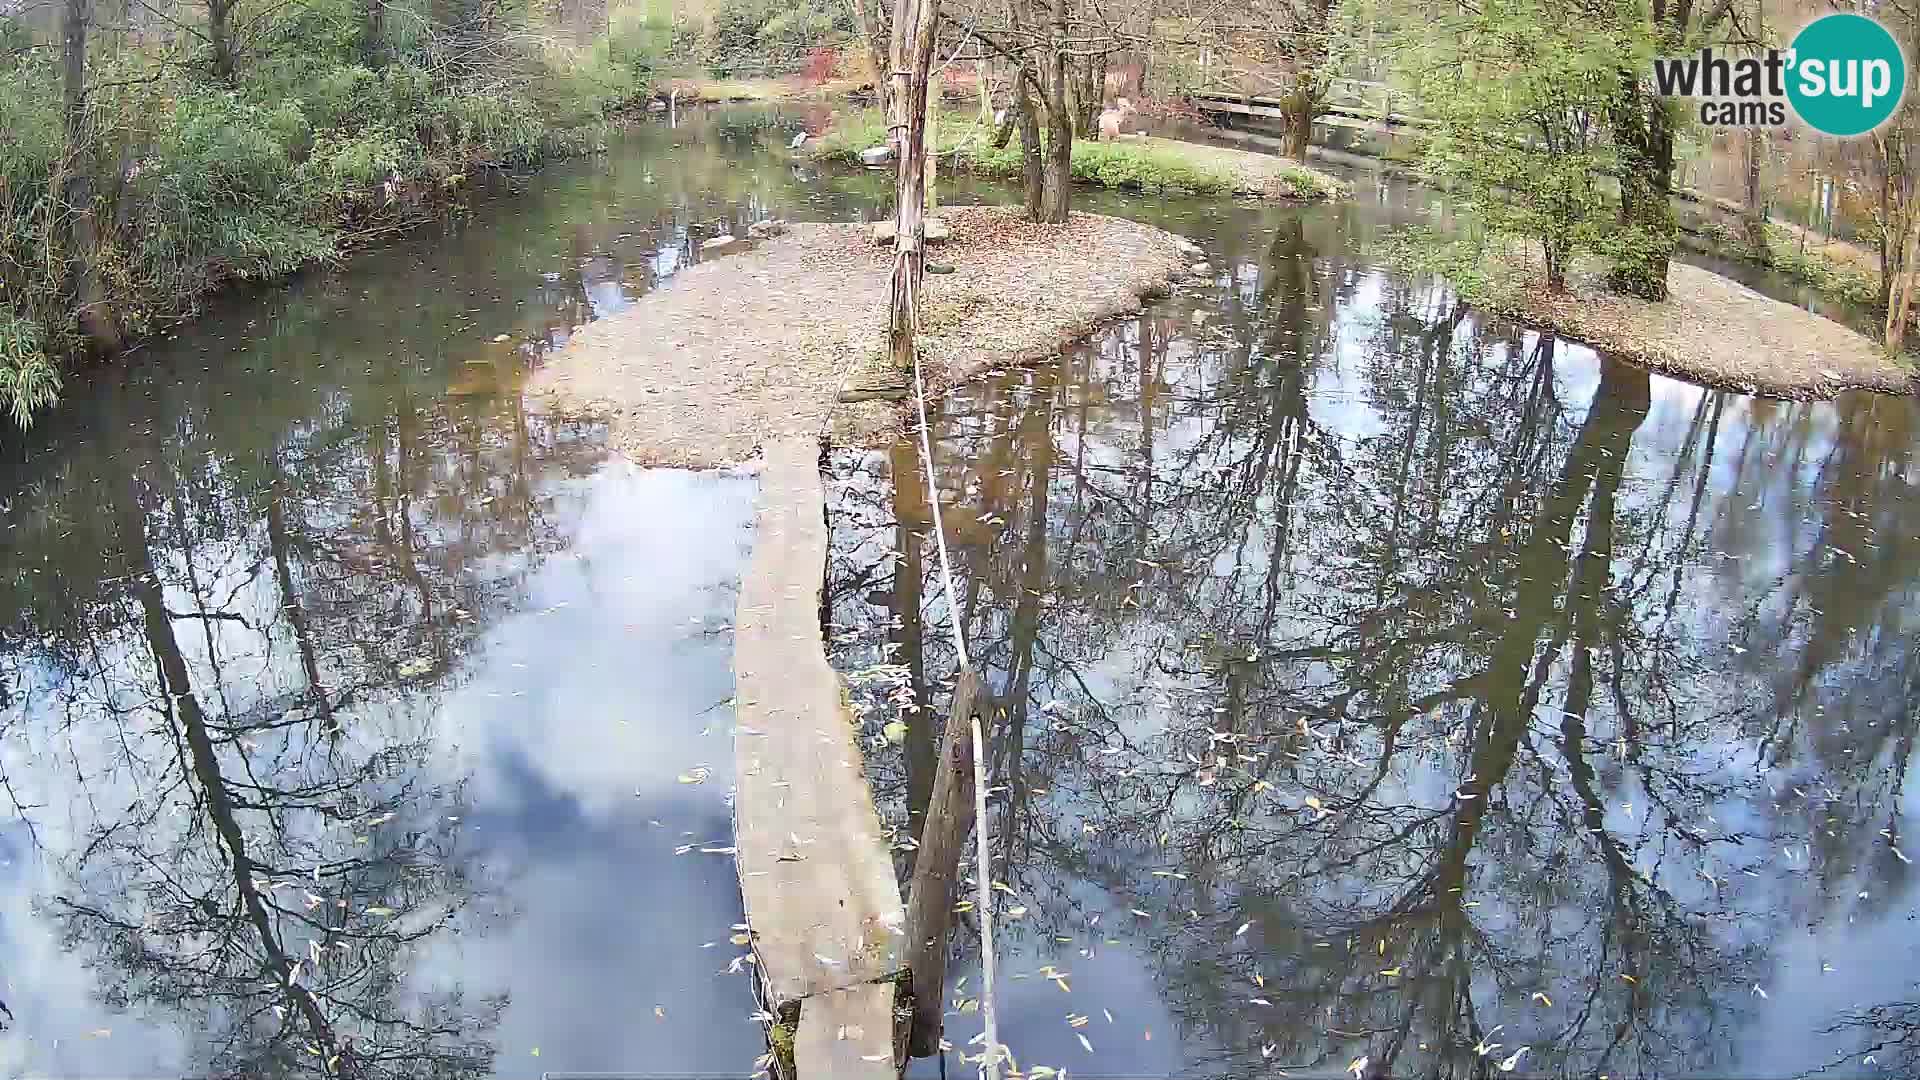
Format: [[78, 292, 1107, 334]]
[[1786, 14, 1908, 136]]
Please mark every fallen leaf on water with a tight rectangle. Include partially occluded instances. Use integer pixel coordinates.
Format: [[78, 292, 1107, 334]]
[[1076, 1033, 1093, 1053], [655, 1006, 666, 1019], [1348, 1055, 1370, 1079], [1380, 967, 1402, 977], [679, 767, 712, 785], [1532, 992, 1552, 1007], [1499, 1047, 1529, 1072]]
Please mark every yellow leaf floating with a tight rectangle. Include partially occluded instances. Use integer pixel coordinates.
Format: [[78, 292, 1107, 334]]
[[1532, 992, 1553, 1007]]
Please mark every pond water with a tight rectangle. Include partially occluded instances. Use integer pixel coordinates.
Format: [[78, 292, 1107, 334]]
[[0, 104, 1913, 1079]]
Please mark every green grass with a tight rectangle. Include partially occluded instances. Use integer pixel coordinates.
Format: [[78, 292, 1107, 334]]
[[1696, 220, 1885, 309], [811, 108, 1343, 200]]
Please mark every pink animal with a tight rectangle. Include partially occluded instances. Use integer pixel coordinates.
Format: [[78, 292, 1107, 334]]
[[1097, 97, 1138, 141]]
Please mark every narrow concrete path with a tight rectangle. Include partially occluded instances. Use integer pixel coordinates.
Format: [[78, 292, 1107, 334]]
[[734, 436, 903, 1076]]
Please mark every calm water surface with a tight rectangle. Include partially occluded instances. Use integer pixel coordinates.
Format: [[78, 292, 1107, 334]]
[[0, 105, 1914, 1079], [825, 201, 1920, 1080]]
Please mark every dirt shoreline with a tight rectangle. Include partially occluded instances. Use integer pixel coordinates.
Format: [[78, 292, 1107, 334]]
[[1476, 250, 1914, 400], [529, 206, 1191, 467]]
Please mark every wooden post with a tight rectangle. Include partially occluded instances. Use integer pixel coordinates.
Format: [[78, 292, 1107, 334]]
[[886, 0, 941, 372], [902, 665, 983, 1058]]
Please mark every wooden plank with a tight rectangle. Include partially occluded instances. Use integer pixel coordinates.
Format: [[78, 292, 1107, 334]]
[[902, 665, 982, 1057], [793, 983, 898, 1079], [1191, 92, 1434, 131], [735, 437, 906, 1007]]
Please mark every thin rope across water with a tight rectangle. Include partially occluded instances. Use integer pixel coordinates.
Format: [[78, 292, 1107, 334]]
[[910, 327, 1001, 1080]]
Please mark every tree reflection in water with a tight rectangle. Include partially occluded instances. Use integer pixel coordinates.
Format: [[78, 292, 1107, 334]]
[[0, 369, 603, 1076], [826, 209, 1920, 1079]]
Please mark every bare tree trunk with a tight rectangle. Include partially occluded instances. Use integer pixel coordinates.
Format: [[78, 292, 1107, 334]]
[[1038, 0, 1072, 223], [208, 0, 235, 78], [977, 59, 994, 125], [1608, 71, 1677, 300], [1742, 128, 1767, 253], [1886, 209, 1919, 353], [886, 0, 940, 373], [902, 668, 982, 1058], [1014, 68, 1044, 219], [1070, 53, 1104, 137], [61, 0, 120, 354]]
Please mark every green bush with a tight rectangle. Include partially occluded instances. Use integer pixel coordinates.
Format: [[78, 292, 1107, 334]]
[[705, 0, 846, 60], [0, 0, 667, 428], [0, 312, 58, 430], [707, 0, 782, 58]]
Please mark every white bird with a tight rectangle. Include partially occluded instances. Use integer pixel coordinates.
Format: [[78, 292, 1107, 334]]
[[789, 131, 808, 150]]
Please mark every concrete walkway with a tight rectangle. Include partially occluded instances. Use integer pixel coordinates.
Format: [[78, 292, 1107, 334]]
[[734, 437, 904, 1077]]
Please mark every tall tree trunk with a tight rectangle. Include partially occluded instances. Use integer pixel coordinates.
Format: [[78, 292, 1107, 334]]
[[1014, 68, 1044, 220], [208, 0, 235, 78], [886, 0, 940, 373], [61, 0, 120, 354], [1608, 73, 1677, 301], [1038, 0, 1072, 224], [1742, 128, 1767, 253], [1284, 0, 1333, 159], [1284, 76, 1316, 159], [1886, 209, 1919, 353], [1066, 53, 1103, 137], [977, 59, 994, 125]]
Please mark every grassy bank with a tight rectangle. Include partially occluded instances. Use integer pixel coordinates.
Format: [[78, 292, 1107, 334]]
[[1386, 233, 1914, 399], [1692, 221, 1885, 309], [810, 109, 1347, 201], [664, 75, 875, 103], [0, 0, 701, 427]]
